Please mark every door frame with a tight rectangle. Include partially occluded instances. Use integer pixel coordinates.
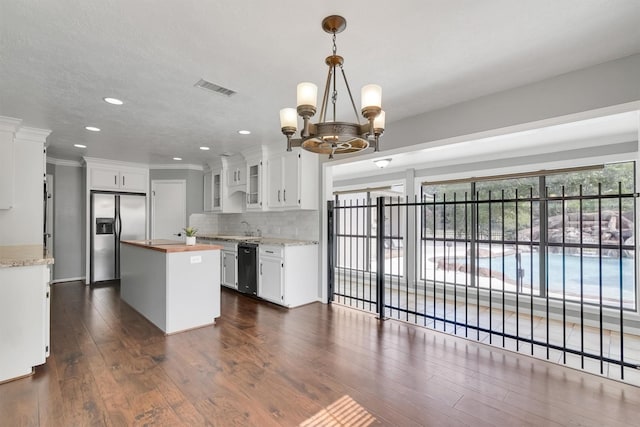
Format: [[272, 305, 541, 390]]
[[151, 179, 186, 239]]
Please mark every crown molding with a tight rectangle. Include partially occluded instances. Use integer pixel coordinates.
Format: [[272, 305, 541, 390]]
[[0, 116, 21, 132], [82, 156, 149, 170], [47, 157, 83, 167], [149, 163, 204, 171], [15, 126, 52, 144]]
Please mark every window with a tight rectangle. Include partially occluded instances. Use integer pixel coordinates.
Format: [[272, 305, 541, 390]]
[[420, 162, 636, 309]]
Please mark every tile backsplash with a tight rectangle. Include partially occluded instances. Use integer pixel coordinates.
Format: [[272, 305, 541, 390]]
[[189, 210, 319, 241]]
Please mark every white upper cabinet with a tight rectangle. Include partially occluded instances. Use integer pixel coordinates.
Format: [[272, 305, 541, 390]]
[[203, 170, 213, 211], [0, 118, 20, 210], [267, 148, 318, 210], [85, 158, 148, 193], [225, 154, 246, 194], [243, 146, 268, 211], [204, 158, 243, 213]]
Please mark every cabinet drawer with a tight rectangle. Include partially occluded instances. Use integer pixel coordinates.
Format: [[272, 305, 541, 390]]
[[259, 245, 283, 258]]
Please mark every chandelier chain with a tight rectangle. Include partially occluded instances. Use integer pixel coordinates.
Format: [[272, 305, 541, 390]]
[[332, 33, 337, 55]]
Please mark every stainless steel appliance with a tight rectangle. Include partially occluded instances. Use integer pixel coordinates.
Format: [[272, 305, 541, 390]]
[[90, 191, 146, 283], [237, 242, 258, 295]]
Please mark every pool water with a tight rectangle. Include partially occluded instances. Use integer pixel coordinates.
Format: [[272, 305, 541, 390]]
[[473, 252, 635, 306]]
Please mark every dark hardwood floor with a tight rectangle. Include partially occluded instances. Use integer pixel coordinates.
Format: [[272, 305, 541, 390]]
[[1, 281, 639, 426]]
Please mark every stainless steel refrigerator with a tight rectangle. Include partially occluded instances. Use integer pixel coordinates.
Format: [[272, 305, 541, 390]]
[[90, 192, 146, 283]]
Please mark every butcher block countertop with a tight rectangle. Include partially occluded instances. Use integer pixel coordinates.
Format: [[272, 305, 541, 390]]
[[0, 244, 54, 268], [120, 239, 223, 253]]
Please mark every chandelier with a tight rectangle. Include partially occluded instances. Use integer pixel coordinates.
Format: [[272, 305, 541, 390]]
[[279, 15, 385, 159]]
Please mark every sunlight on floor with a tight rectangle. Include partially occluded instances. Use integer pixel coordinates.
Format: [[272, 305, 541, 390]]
[[300, 395, 376, 427]]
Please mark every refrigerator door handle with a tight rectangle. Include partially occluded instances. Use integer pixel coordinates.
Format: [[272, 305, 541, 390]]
[[115, 196, 122, 278]]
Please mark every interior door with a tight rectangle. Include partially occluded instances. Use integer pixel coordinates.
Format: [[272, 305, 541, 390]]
[[151, 180, 186, 239]]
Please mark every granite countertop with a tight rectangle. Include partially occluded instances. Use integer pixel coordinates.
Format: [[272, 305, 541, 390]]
[[197, 234, 318, 246], [121, 239, 223, 253], [0, 245, 55, 268]]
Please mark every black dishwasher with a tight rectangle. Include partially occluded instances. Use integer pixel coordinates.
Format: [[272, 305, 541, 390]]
[[237, 242, 258, 295]]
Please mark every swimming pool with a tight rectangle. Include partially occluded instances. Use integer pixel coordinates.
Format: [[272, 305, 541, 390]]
[[474, 252, 636, 308]]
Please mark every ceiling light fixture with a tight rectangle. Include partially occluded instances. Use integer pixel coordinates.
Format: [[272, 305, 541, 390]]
[[238, 130, 251, 135], [74, 144, 87, 148], [374, 158, 392, 169], [200, 146, 210, 151], [103, 97, 123, 105], [279, 15, 385, 159], [85, 126, 100, 132], [173, 157, 182, 161]]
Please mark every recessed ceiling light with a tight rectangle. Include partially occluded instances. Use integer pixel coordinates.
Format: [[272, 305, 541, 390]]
[[200, 146, 210, 151], [74, 144, 87, 148], [103, 97, 123, 105], [238, 130, 251, 135], [173, 157, 182, 161], [85, 126, 101, 132]]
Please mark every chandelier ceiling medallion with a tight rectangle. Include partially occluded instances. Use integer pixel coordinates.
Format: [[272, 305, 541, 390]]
[[279, 15, 385, 159]]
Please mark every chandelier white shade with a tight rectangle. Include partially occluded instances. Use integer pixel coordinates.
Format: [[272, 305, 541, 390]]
[[279, 15, 385, 159], [361, 85, 382, 111]]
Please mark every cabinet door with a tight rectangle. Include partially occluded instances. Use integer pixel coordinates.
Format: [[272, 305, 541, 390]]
[[43, 268, 50, 358], [212, 173, 221, 210], [246, 163, 261, 208], [235, 166, 246, 186], [203, 171, 212, 211], [227, 168, 237, 185], [90, 167, 120, 190], [222, 250, 237, 289], [259, 256, 283, 304], [282, 151, 300, 208], [120, 171, 147, 192], [267, 157, 283, 208]]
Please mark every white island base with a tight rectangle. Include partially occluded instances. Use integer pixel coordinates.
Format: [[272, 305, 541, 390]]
[[120, 240, 221, 334]]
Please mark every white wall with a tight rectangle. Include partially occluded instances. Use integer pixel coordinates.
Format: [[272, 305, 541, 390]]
[[385, 54, 640, 151], [46, 161, 85, 281]]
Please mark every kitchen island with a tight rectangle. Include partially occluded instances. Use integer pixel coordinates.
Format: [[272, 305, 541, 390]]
[[120, 240, 222, 334]]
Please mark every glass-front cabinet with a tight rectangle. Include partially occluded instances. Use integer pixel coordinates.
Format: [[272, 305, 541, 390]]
[[247, 162, 261, 209], [212, 172, 221, 210]]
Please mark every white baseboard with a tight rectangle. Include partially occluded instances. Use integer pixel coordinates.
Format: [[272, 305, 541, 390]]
[[51, 276, 85, 284]]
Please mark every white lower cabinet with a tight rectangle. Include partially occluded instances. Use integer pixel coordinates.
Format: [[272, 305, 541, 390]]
[[259, 244, 318, 308], [222, 250, 237, 289], [259, 252, 283, 304], [204, 239, 237, 289], [0, 264, 50, 383]]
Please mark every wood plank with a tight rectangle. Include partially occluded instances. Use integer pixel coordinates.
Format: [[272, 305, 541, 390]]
[[1, 281, 639, 426]]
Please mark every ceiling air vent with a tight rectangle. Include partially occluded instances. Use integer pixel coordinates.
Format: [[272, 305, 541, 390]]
[[194, 79, 236, 97]]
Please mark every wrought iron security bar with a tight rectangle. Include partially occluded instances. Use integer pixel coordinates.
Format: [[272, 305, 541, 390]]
[[328, 180, 640, 383]]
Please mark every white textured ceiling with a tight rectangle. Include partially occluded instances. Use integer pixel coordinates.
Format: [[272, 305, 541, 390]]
[[1, 0, 639, 166]]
